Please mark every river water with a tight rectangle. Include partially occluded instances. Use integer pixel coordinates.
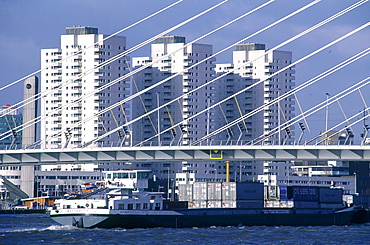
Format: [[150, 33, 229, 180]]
[[0, 213, 369, 245]]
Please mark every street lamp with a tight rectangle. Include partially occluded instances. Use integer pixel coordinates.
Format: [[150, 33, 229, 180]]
[[167, 167, 170, 200], [277, 89, 281, 145], [157, 92, 160, 146], [325, 93, 330, 144], [361, 124, 369, 145], [344, 127, 353, 145], [207, 97, 211, 145], [298, 122, 306, 145]]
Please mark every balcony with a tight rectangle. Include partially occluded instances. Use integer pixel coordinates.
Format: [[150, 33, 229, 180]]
[[94, 51, 105, 55]]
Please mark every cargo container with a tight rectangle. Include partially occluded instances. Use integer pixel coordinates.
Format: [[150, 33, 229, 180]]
[[279, 186, 288, 201], [343, 195, 354, 206], [191, 200, 207, 209], [319, 203, 344, 209], [265, 200, 283, 208], [178, 184, 193, 201], [353, 194, 370, 208], [221, 200, 236, 208], [207, 200, 222, 208], [163, 201, 188, 209], [294, 201, 319, 209], [265, 200, 293, 208], [236, 182, 264, 200], [221, 182, 236, 200], [288, 186, 319, 201], [193, 182, 207, 200], [236, 200, 264, 209], [266, 185, 279, 200], [207, 182, 222, 200], [281, 200, 294, 208], [319, 188, 343, 203]]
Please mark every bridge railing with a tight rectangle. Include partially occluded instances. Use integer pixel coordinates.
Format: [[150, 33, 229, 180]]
[[1, 138, 366, 151]]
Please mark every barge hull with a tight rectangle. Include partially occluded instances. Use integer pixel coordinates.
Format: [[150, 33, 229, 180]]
[[50, 207, 360, 228]]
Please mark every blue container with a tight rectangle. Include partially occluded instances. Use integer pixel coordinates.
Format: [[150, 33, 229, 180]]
[[319, 188, 343, 203], [288, 186, 319, 201], [279, 186, 288, 201]]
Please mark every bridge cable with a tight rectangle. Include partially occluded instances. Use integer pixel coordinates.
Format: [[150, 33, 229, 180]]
[[244, 48, 370, 145], [15, 0, 362, 147], [189, 25, 369, 146], [28, 0, 275, 147], [80, 0, 322, 147], [255, 76, 370, 146], [314, 105, 370, 145], [0, 0, 232, 143], [253, 64, 370, 146], [137, 12, 368, 147], [0, 0, 185, 93], [336, 100, 353, 132], [0, 0, 224, 121], [233, 96, 248, 133], [0, 0, 227, 124], [293, 93, 311, 133]]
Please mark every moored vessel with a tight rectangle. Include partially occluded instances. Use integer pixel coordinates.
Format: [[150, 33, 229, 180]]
[[49, 170, 365, 228]]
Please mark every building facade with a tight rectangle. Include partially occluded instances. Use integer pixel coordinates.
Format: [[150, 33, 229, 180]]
[[216, 43, 295, 145], [0, 105, 22, 150], [40, 26, 130, 149], [131, 36, 217, 146]]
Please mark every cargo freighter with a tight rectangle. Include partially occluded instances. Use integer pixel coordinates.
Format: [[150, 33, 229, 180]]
[[48, 170, 366, 228]]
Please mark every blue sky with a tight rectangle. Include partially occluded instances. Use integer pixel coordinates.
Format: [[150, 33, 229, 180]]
[[0, 0, 369, 141]]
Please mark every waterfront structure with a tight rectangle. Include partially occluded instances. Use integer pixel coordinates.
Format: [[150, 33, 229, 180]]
[[0, 161, 135, 204], [0, 105, 22, 150], [21, 76, 39, 197], [22, 76, 39, 149], [40, 26, 130, 149], [258, 173, 356, 195], [260, 160, 356, 195], [348, 160, 370, 195], [292, 160, 349, 177], [0, 164, 102, 200]]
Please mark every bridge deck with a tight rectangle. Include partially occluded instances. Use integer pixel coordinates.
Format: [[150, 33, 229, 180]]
[[1, 145, 370, 165]]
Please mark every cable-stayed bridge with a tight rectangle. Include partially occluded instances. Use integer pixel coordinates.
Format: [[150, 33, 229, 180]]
[[1, 145, 370, 166], [0, 0, 369, 167]]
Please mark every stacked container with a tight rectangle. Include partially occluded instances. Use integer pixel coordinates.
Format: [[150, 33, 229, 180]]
[[192, 182, 207, 208], [235, 182, 264, 208], [179, 182, 265, 209], [288, 186, 319, 209], [178, 184, 193, 202], [207, 183, 222, 208], [319, 187, 344, 208], [264, 185, 279, 200], [220, 182, 236, 208]]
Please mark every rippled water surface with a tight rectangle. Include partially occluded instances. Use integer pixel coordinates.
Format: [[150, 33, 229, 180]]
[[1, 214, 369, 245]]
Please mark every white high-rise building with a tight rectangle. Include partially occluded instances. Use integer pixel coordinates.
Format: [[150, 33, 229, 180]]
[[40, 27, 130, 149], [131, 36, 217, 146], [130, 38, 270, 181], [216, 43, 295, 145]]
